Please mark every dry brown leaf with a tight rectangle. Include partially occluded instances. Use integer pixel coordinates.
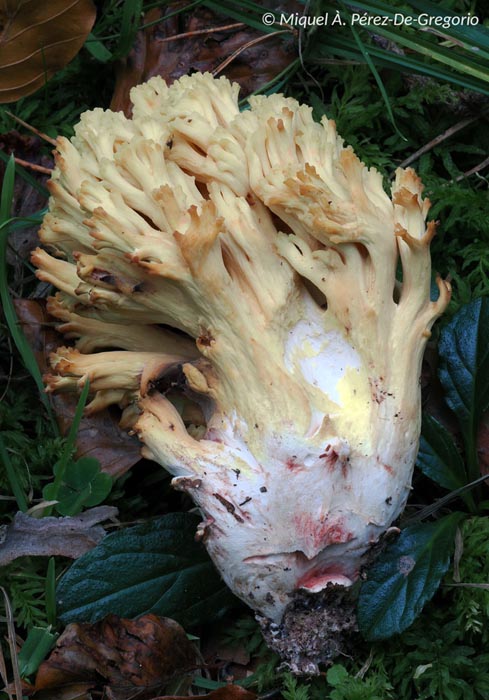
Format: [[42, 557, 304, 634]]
[[27, 681, 93, 700], [52, 393, 142, 477], [35, 614, 196, 700], [152, 685, 257, 700], [0, 0, 97, 103], [0, 507, 118, 566], [111, 2, 299, 116], [13, 299, 142, 477]]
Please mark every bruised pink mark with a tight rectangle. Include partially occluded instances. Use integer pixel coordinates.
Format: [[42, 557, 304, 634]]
[[297, 565, 355, 592], [319, 446, 339, 472], [383, 463, 394, 475], [293, 513, 354, 553], [286, 456, 305, 472]]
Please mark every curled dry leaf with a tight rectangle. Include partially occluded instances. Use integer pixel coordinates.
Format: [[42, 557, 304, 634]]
[[0, 507, 118, 566], [30, 683, 94, 700], [35, 614, 196, 700], [0, 0, 96, 103], [13, 299, 141, 477], [111, 2, 299, 116], [152, 685, 257, 700]]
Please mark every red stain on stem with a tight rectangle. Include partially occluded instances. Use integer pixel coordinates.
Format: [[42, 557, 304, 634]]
[[293, 513, 353, 551], [297, 565, 355, 590]]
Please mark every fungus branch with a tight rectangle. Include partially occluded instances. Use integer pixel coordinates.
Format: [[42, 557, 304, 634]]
[[33, 72, 449, 672]]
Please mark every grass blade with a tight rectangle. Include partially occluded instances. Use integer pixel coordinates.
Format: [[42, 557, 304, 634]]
[[0, 434, 28, 512], [43, 379, 91, 516], [312, 34, 489, 96], [113, 0, 144, 58], [308, 1, 489, 96], [0, 155, 15, 219], [45, 558, 57, 627], [1, 588, 23, 700], [0, 157, 56, 430], [339, 2, 406, 140], [84, 32, 113, 62]]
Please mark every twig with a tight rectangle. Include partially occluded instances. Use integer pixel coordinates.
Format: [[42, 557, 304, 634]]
[[5, 111, 57, 146], [355, 648, 374, 680], [397, 113, 483, 170], [455, 154, 489, 181], [157, 22, 245, 43], [403, 472, 489, 526], [314, 58, 363, 66], [13, 157, 52, 175], [213, 30, 293, 76]]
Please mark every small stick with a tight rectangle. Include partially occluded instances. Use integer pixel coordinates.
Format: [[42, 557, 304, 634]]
[[213, 30, 293, 76], [397, 113, 482, 170], [455, 154, 489, 181], [5, 111, 57, 146], [157, 22, 245, 43], [13, 156, 52, 175]]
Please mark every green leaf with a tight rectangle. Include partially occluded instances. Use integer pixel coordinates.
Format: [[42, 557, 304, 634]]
[[56, 513, 237, 628], [17, 627, 57, 678], [439, 297, 489, 436], [417, 413, 467, 491], [327, 664, 350, 686], [357, 513, 465, 640], [438, 298, 489, 481], [84, 32, 113, 62], [44, 456, 112, 516]]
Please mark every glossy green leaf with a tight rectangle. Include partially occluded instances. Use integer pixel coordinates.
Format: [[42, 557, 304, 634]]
[[56, 513, 237, 628], [417, 413, 467, 491], [438, 298, 489, 441], [357, 513, 465, 640]]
